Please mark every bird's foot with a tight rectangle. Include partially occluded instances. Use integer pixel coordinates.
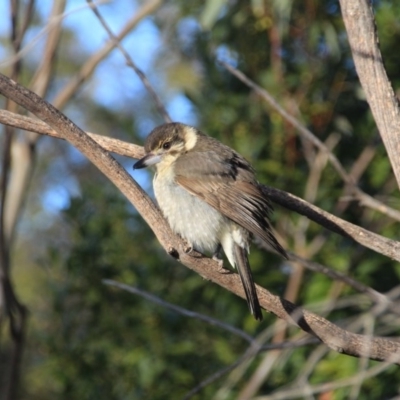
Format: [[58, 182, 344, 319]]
[[182, 240, 193, 254], [212, 253, 228, 274], [167, 246, 179, 259]]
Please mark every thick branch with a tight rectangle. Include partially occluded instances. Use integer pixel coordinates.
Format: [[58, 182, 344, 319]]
[[1, 108, 399, 261], [262, 186, 400, 261], [339, 0, 400, 189], [0, 74, 399, 364], [0, 109, 144, 158]]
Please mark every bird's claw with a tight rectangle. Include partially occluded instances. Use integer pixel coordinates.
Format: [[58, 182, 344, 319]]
[[212, 254, 226, 273], [183, 241, 193, 254], [167, 246, 179, 259]]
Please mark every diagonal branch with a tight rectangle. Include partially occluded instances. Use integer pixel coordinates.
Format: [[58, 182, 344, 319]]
[[1, 108, 399, 261], [86, 0, 171, 123], [53, 0, 163, 110], [1, 104, 397, 308], [261, 186, 400, 261], [0, 74, 399, 364], [219, 60, 400, 223], [0, 109, 145, 158]]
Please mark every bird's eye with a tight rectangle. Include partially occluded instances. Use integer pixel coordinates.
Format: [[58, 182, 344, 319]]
[[162, 142, 171, 150]]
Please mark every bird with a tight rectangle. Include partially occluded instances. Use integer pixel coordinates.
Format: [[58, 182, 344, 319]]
[[133, 122, 287, 321]]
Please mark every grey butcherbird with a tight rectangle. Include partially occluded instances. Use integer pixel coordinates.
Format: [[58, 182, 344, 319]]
[[133, 122, 287, 321]]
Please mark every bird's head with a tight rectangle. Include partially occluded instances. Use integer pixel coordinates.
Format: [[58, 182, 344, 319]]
[[133, 123, 200, 170]]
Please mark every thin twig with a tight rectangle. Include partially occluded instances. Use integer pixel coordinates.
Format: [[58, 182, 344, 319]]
[[182, 338, 317, 400], [286, 252, 394, 311], [108, 270, 319, 400], [258, 361, 394, 400], [0, 1, 110, 69], [53, 0, 161, 109], [219, 59, 400, 223], [103, 279, 254, 343], [86, 0, 171, 123]]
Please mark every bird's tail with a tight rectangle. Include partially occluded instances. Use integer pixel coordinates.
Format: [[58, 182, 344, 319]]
[[233, 244, 263, 321]]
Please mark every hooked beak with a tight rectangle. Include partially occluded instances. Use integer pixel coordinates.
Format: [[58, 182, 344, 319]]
[[133, 153, 161, 169]]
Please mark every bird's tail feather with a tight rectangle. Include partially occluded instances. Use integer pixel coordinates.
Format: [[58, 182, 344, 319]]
[[233, 244, 263, 321]]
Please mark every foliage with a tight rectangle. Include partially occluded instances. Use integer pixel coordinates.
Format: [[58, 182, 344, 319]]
[[1, 0, 399, 399]]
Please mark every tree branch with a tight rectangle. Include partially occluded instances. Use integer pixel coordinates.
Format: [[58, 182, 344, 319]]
[[52, 0, 163, 110], [219, 59, 400, 223], [0, 74, 399, 364], [339, 0, 400, 189], [1, 108, 399, 261], [0, 109, 145, 158], [86, 0, 171, 123]]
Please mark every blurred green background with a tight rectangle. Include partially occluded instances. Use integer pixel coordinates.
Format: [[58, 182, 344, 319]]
[[1, 0, 400, 399]]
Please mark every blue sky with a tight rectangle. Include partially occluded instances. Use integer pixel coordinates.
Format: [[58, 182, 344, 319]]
[[0, 0, 197, 214], [0, 0, 196, 124]]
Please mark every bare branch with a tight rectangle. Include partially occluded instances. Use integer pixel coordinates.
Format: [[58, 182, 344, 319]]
[[339, 0, 400, 189], [4, 0, 67, 252], [0, 1, 110, 69], [287, 252, 392, 310], [53, 0, 163, 110], [183, 337, 317, 400], [261, 186, 400, 261], [0, 74, 399, 364], [219, 59, 400, 223], [86, 0, 171, 123], [103, 279, 254, 343], [1, 108, 400, 262], [0, 109, 145, 158], [257, 362, 394, 400], [30, 0, 67, 96]]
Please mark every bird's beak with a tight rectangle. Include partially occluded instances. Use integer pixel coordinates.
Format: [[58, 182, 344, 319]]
[[133, 153, 161, 169]]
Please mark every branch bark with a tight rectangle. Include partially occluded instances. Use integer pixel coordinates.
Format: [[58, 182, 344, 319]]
[[0, 74, 399, 364], [1, 108, 399, 261], [339, 0, 400, 189]]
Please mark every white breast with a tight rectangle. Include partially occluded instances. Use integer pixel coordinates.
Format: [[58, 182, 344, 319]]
[[153, 170, 227, 255]]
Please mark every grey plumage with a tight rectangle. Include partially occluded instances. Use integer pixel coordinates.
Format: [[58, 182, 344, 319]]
[[134, 122, 287, 321]]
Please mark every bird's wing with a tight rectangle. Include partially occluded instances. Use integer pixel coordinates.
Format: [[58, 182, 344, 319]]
[[174, 151, 287, 258]]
